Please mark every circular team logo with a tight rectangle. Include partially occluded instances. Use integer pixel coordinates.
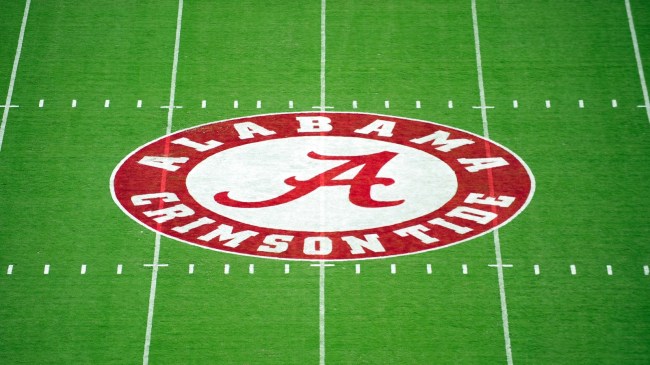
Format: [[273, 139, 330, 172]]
[[111, 112, 534, 261]]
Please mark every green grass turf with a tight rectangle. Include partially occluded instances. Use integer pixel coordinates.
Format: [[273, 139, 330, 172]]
[[1, 0, 649, 364]]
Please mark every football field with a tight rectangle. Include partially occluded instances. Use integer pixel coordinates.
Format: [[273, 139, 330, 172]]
[[1, 0, 650, 364]]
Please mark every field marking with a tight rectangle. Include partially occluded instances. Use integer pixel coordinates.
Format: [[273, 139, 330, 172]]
[[143, 1, 184, 364], [44, 264, 50, 275], [319, 2, 327, 364], [104, 99, 110, 108], [384, 100, 390, 109], [644, 265, 649, 276], [188, 264, 194, 274], [38, 99, 44, 108], [81, 264, 87, 275], [137, 100, 143, 108], [289, 100, 294, 109], [224, 264, 230, 274], [143, 263, 168, 268], [426, 263, 432, 274], [612, 99, 618, 108], [117, 264, 123, 275], [534, 264, 540, 275], [606, 265, 613, 276], [462, 264, 468, 275], [390, 263, 396, 274], [0, 0, 31, 152], [416, 100, 421, 108], [570, 264, 577, 275], [201, 100, 206, 109], [355, 263, 361, 274], [320, 0, 327, 111], [489, 264, 513, 268], [234, 100, 239, 108], [513, 100, 518, 108], [625, 0, 650, 123], [72, 99, 77, 108], [352, 100, 358, 109], [545, 100, 551, 108], [318, 261, 326, 365], [285, 264, 290, 274], [471, 2, 513, 364], [7, 265, 13, 275], [578, 100, 584, 108], [249, 264, 255, 274], [256, 100, 262, 109], [448, 100, 454, 109]]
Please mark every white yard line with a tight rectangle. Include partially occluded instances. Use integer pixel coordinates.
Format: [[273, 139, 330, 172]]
[[0, 0, 31, 152], [471, 1, 513, 364], [320, 0, 327, 111], [319, 1, 327, 364], [625, 0, 650, 124], [142, 1, 184, 364]]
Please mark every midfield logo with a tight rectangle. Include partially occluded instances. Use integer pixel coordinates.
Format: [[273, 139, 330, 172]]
[[111, 112, 535, 261]]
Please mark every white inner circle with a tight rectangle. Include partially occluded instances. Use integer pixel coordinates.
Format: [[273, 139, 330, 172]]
[[186, 136, 458, 232]]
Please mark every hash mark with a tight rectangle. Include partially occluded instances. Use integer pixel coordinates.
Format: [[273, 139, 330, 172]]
[[578, 99, 584, 108], [644, 265, 649, 276], [462, 264, 468, 275], [612, 99, 618, 108], [7, 264, 13, 275], [448, 100, 454, 109], [44, 264, 50, 275], [38, 99, 44, 108], [224, 264, 230, 275], [256, 100, 262, 109], [284, 264, 290, 274], [233, 100, 239, 109], [355, 264, 361, 274], [188, 264, 194, 274], [570, 264, 576, 275], [426, 263, 432, 274], [249, 264, 255, 274], [72, 99, 77, 108], [104, 99, 110, 108], [352, 100, 358, 109], [201, 100, 206, 109], [416, 100, 421, 109], [137, 100, 142, 108], [289, 100, 294, 109], [513, 100, 519, 108], [606, 265, 613, 276], [534, 264, 540, 275], [384, 100, 390, 109], [117, 264, 123, 275], [81, 264, 86, 275], [545, 100, 551, 108], [390, 263, 396, 274]]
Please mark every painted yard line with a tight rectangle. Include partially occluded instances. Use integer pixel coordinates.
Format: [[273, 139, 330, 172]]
[[224, 264, 230, 274], [44, 264, 49, 275], [570, 264, 577, 275], [7, 264, 13, 275], [352, 100, 358, 109], [426, 263, 432, 274], [320, 0, 327, 111], [625, 0, 650, 123], [105, 99, 110, 108], [355, 263, 361, 274], [249, 264, 255, 274], [513, 100, 518, 108], [117, 264, 123, 275], [612, 99, 618, 108], [578, 99, 584, 108], [644, 265, 649, 276], [606, 265, 613, 276], [319, 2, 327, 364], [0, 0, 31, 152], [188, 264, 194, 274], [319, 260, 326, 365], [137, 100, 143, 108], [285, 264, 290, 274], [390, 263, 396, 274], [462, 264, 468, 275], [416, 100, 421, 109], [81, 264, 87, 275], [384, 100, 390, 109], [143, 1, 184, 364], [471, 2, 513, 364], [72, 99, 77, 108], [534, 264, 540, 276], [201, 100, 206, 108]]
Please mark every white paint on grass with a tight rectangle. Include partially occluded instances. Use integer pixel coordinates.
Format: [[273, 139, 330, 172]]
[[426, 264, 432, 274], [137, 100, 143, 108], [0, 0, 31, 152], [534, 264, 540, 275], [234, 100, 238, 109], [72, 99, 77, 108], [188, 264, 194, 274], [352, 100, 358, 109], [606, 265, 613, 276], [448, 100, 454, 109], [390, 263, 396, 274], [104, 99, 110, 108], [289, 100, 294, 109], [117, 264, 123, 274], [44, 264, 50, 275], [81, 264, 86, 275], [7, 265, 13, 275], [578, 99, 584, 108], [471, 2, 513, 364], [513, 100, 518, 108], [249, 264, 255, 274], [384, 100, 390, 109], [570, 264, 576, 275], [256, 100, 262, 109], [462, 264, 468, 275], [644, 265, 649, 276], [143, 2, 184, 365], [285, 264, 290, 274], [355, 263, 360, 274], [545, 100, 551, 108], [612, 99, 618, 108], [201, 100, 206, 109], [38, 99, 44, 108], [224, 264, 230, 274], [625, 0, 650, 124], [416, 100, 421, 109]]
